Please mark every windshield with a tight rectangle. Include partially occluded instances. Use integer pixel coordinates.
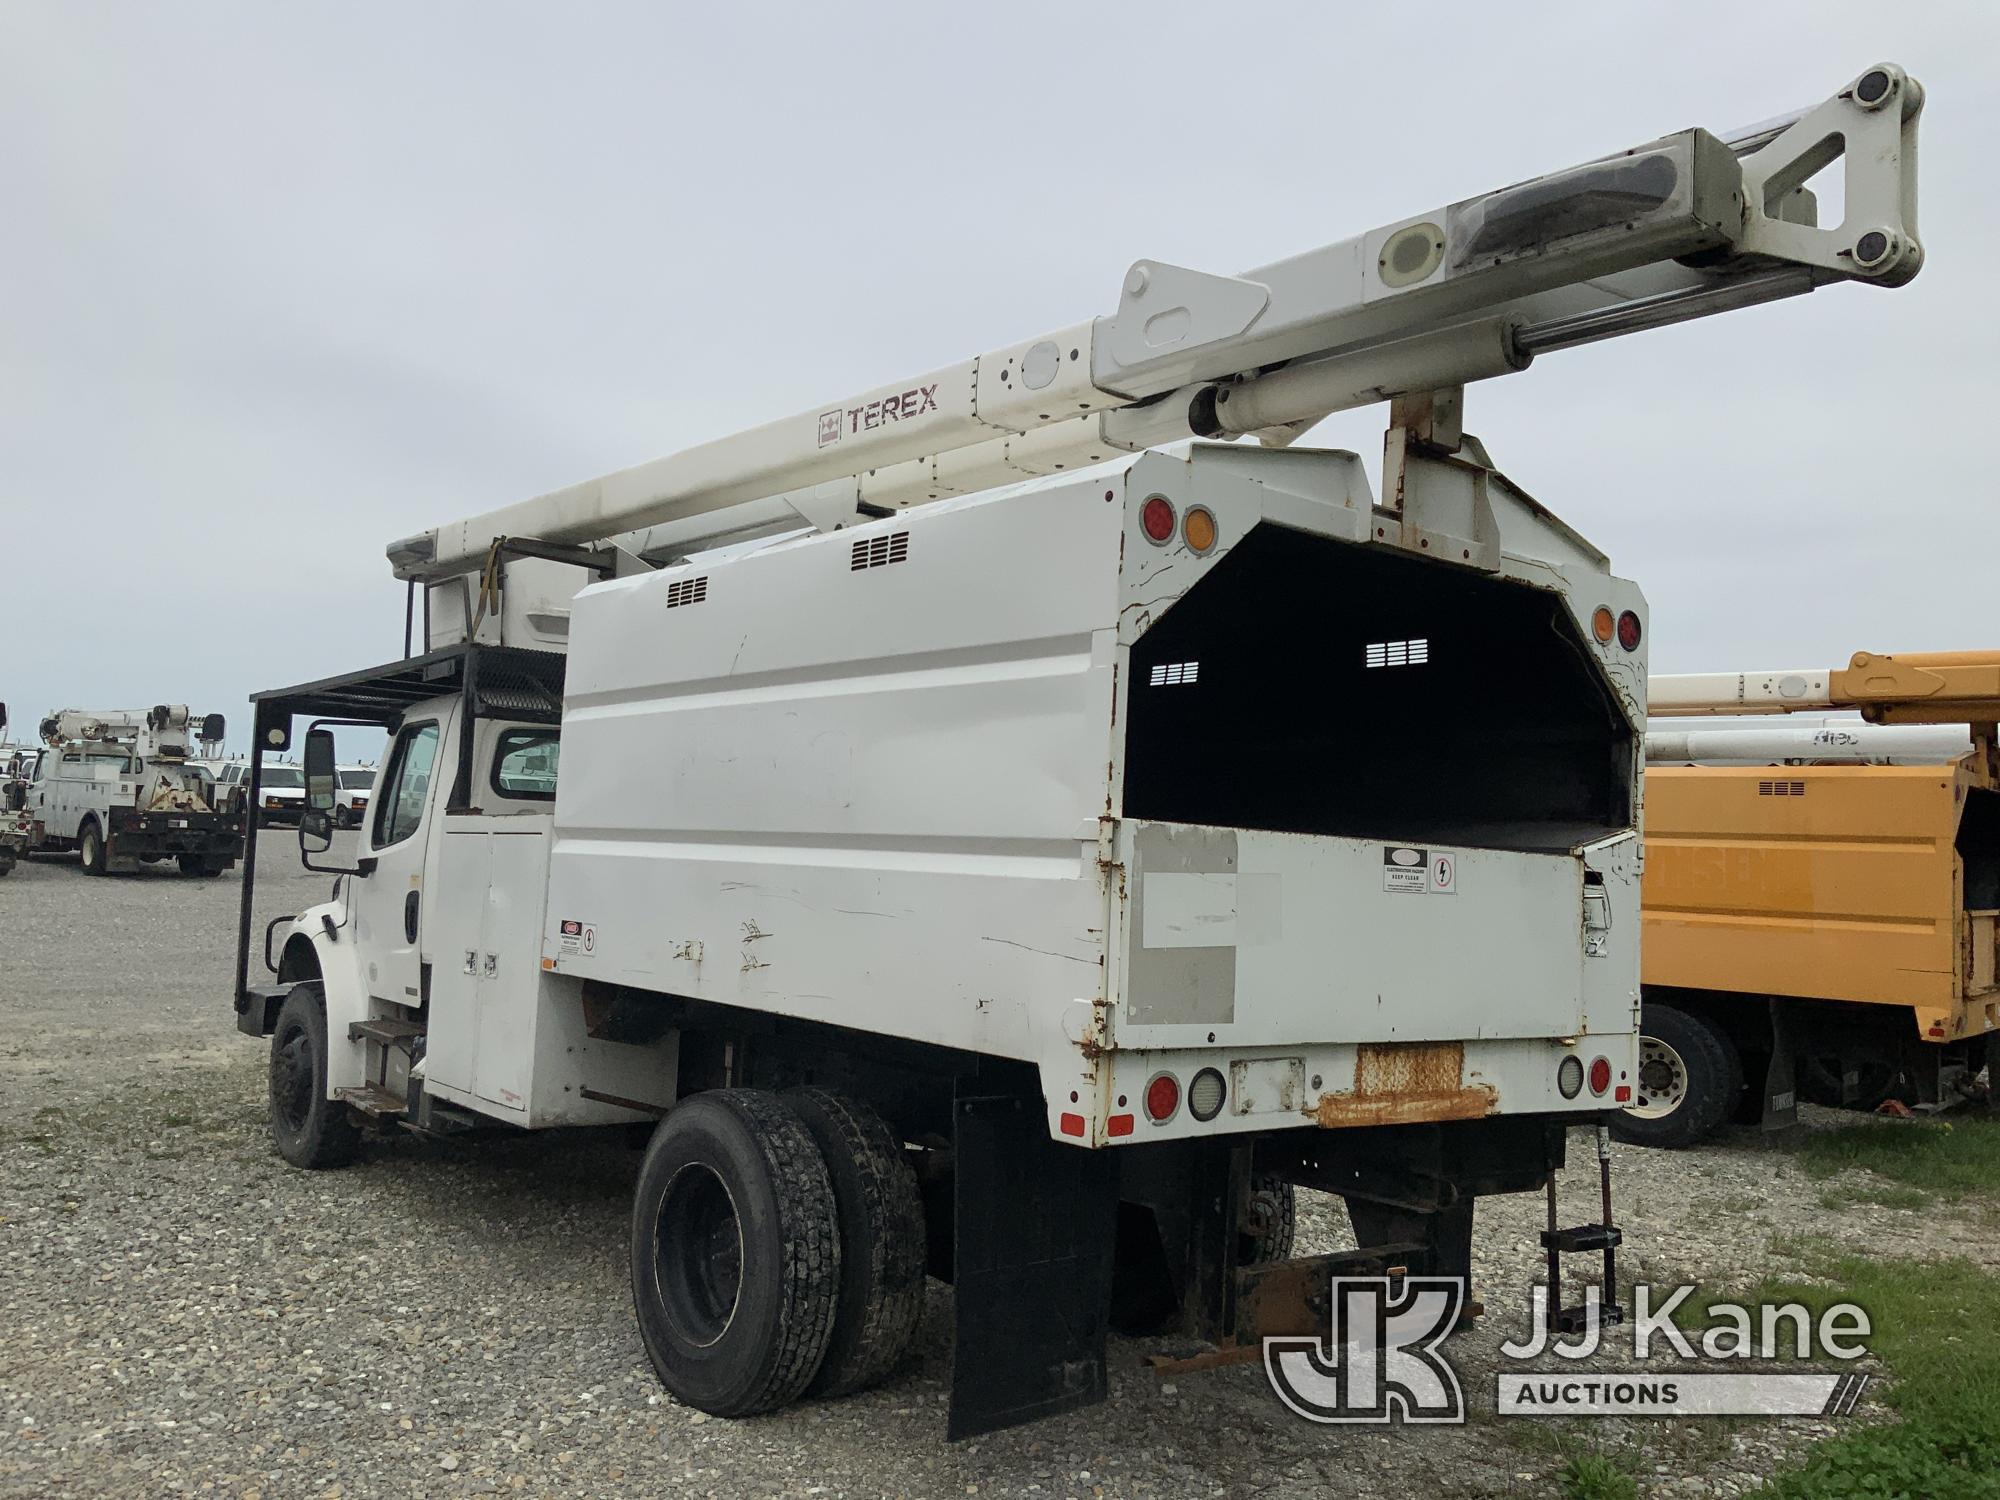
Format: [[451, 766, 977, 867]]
[[338, 769, 374, 789], [261, 766, 304, 789]]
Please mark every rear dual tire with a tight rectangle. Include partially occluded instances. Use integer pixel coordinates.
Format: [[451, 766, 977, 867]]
[[630, 1088, 926, 1417], [632, 1090, 841, 1416], [786, 1087, 927, 1397], [1610, 1003, 1741, 1150]]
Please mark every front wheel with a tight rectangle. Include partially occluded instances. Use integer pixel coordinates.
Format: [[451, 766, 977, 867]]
[[78, 820, 110, 876], [1609, 1004, 1741, 1150], [631, 1090, 841, 1417], [269, 986, 360, 1168]]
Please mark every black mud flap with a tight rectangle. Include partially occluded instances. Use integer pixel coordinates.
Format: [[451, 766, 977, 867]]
[[948, 1091, 1118, 1440], [1760, 1000, 1801, 1132]]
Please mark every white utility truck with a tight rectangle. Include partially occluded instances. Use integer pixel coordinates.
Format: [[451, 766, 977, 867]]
[[22, 706, 245, 877], [231, 67, 1923, 1436], [0, 706, 31, 876]]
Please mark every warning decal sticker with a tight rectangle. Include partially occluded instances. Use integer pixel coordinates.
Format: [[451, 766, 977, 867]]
[[1383, 847, 1428, 893], [557, 919, 597, 957], [1383, 848, 1458, 894]]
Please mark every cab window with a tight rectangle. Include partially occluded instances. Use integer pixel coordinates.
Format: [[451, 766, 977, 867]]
[[373, 722, 441, 848], [490, 728, 559, 801]]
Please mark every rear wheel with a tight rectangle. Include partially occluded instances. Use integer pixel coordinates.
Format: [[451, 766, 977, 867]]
[[1239, 1173, 1297, 1265], [1610, 1004, 1740, 1149], [268, 986, 359, 1168], [631, 1090, 841, 1416], [786, 1088, 927, 1396], [78, 819, 109, 876]]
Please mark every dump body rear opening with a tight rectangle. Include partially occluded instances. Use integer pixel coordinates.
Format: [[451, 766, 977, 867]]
[[1122, 525, 1631, 853], [1957, 785, 2000, 912]]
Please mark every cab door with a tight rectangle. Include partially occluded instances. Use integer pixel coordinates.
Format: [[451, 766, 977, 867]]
[[352, 703, 457, 1008]]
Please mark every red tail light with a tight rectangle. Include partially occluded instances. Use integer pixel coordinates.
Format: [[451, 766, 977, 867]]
[[1587, 1057, 1613, 1096], [1140, 496, 1176, 543], [1616, 611, 1642, 652], [1144, 1072, 1181, 1123]]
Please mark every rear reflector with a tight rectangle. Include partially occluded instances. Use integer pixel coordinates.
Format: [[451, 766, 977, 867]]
[[1059, 1112, 1086, 1138], [1107, 1113, 1135, 1137], [1614, 1085, 1632, 1103], [1182, 506, 1218, 555]]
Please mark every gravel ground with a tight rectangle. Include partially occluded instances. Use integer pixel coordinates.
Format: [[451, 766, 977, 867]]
[[2, 841, 1994, 1499]]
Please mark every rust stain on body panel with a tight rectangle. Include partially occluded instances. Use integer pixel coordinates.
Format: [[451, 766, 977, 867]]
[[1312, 1040, 1498, 1128]]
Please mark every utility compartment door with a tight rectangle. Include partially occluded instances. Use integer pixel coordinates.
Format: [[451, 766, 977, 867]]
[[471, 826, 553, 1112], [1116, 820, 1588, 1047], [423, 829, 489, 1099]]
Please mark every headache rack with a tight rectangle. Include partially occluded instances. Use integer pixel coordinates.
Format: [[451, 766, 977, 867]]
[[234, 643, 567, 1007]]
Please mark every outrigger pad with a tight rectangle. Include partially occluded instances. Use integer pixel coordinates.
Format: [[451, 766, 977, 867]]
[[948, 1091, 1118, 1440]]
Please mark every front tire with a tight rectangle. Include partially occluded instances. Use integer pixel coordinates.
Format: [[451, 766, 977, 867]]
[[1610, 1004, 1740, 1149], [268, 986, 360, 1169], [631, 1090, 841, 1417], [78, 819, 109, 876]]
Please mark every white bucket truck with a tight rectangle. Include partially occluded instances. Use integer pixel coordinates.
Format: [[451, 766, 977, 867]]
[[21, 705, 244, 876], [229, 67, 1923, 1434]]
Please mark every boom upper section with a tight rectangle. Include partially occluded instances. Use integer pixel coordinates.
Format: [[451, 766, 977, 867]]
[[389, 64, 1923, 585]]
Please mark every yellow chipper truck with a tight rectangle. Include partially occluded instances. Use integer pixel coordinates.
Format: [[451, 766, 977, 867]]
[[1619, 651, 2000, 1147]]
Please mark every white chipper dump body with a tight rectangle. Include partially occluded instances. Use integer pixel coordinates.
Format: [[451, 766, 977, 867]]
[[228, 66, 1923, 1436]]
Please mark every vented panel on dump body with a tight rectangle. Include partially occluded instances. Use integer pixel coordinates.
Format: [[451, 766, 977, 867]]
[[1121, 526, 1631, 853]]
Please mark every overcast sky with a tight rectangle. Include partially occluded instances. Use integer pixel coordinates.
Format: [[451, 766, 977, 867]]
[[2, 2, 1994, 755]]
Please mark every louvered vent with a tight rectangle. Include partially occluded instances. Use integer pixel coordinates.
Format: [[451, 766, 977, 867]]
[[1364, 637, 1429, 669], [1757, 780, 1807, 797], [851, 532, 911, 571], [1149, 661, 1200, 687], [666, 575, 709, 609]]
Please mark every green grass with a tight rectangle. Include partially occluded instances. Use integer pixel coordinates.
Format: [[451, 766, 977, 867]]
[[1817, 1182, 1931, 1212], [1744, 1251, 2000, 1500], [1502, 1425, 1638, 1500], [1557, 1453, 1637, 1500], [1796, 1115, 2000, 1209]]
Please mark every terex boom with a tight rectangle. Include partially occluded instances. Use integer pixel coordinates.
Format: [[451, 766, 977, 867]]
[[229, 67, 1924, 1435]]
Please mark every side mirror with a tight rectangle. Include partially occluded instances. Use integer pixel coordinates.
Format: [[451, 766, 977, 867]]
[[300, 807, 334, 855], [304, 728, 338, 812]]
